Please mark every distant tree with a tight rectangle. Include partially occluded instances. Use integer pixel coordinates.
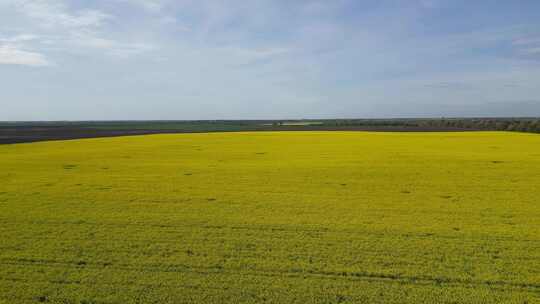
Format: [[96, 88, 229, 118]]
[[515, 121, 528, 132], [534, 120, 540, 133]]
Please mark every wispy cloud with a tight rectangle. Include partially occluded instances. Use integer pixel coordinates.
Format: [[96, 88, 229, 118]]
[[0, 45, 50, 66], [118, 0, 166, 13], [67, 33, 156, 57], [511, 35, 540, 59], [0, 34, 40, 43], [15, 1, 110, 29], [0, 0, 155, 66]]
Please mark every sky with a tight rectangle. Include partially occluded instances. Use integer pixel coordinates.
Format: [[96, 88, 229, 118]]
[[1, 0, 540, 120]]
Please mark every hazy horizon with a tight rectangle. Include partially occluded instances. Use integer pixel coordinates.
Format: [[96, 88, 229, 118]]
[[2, 0, 540, 120]]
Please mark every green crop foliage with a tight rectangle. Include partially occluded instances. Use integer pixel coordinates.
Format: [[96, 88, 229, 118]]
[[0, 131, 539, 303]]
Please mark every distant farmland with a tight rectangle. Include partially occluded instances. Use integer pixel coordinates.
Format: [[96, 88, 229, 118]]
[[2, 118, 539, 144], [0, 131, 539, 303]]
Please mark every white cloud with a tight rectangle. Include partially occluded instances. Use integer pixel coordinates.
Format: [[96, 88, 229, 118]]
[[0, 45, 50, 66], [12, 1, 105, 29], [15, 1, 110, 29], [120, 0, 165, 12], [67, 33, 156, 57], [0, 0, 156, 63], [0, 34, 39, 43]]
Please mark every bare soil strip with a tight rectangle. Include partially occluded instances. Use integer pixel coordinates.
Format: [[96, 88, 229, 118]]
[[0, 126, 478, 144]]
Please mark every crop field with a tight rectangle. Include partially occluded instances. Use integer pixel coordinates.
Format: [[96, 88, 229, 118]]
[[0, 131, 539, 303]]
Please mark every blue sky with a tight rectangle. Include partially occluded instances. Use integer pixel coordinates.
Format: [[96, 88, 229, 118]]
[[1, 0, 540, 120]]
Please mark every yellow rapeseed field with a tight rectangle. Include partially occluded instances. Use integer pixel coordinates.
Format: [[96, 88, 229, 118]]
[[0, 131, 539, 303]]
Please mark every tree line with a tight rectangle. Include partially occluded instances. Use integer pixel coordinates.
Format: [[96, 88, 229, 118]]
[[320, 118, 540, 133]]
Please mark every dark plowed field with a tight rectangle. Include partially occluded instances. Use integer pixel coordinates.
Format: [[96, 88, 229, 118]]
[[0, 125, 478, 144]]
